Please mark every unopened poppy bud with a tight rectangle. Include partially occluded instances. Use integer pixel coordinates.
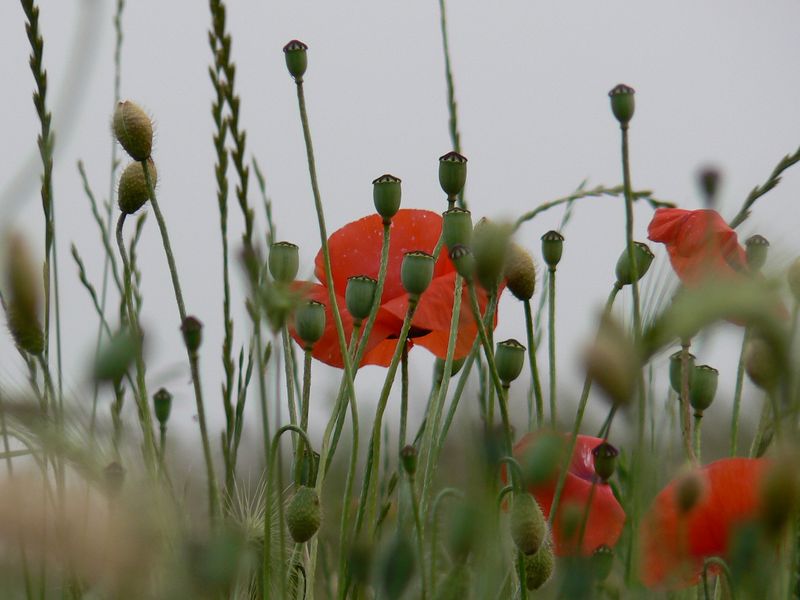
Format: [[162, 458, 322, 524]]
[[345, 275, 377, 322], [448, 244, 475, 280], [381, 533, 415, 600], [112, 100, 153, 161], [268, 241, 299, 283], [592, 545, 614, 582], [442, 207, 473, 250], [286, 485, 321, 543], [495, 338, 526, 385], [584, 314, 638, 405], [608, 83, 635, 126], [592, 442, 619, 482], [283, 40, 308, 80], [615, 242, 654, 286], [669, 350, 696, 394], [400, 444, 417, 476], [524, 543, 555, 590], [438, 151, 467, 199], [510, 492, 547, 555], [401, 251, 434, 298], [295, 300, 326, 347], [689, 365, 718, 413], [675, 469, 704, 514], [4, 235, 44, 355], [744, 337, 780, 390], [504, 244, 536, 301], [473, 219, 513, 291], [94, 329, 139, 382], [153, 388, 172, 425], [788, 258, 800, 303], [697, 166, 721, 206], [541, 230, 564, 269], [434, 356, 466, 383], [759, 458, 799, 537], [104, 461, 125, 497], [118, 159, 157, 214], [745, 235, 769, 271], [372, 174, 401, 221], [181, 316, 203, 354]]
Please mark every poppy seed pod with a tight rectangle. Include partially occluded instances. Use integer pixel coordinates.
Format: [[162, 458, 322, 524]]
[[473, 218, 512, 290], [689, 365, 718, 413], [345, 275, 378, 322], [788, 258, 800, 302], [615, 242, 654, 286], [448, 244, 475, 281], [524, 542, 555, 590], [118, 159, 157, 214], [153, 388, 172, 425], [94, 329, 139, 382], [372, 174, 401, 221], [592, 442, 619, 482], [504, 244, 536, 301], [669, 350, 696, 394], [675, 469, 704, 515], [112, 100, 153, 161], [283, 39, 308, 80], [400, 444, 417, 476], [541, 230, 564, 269], [401, 251, 435, 297], [286, 485, 321, 543], [438, 151, 467, 199], [294, 300, 326, 347], [745, 234, 769, 271], [510, 492, 547, 555], [697, 166, 721, 206], [268, 241, 299, 283], [4, 235, 44, 355], [592, 545, 614, 582], [495, 338, 526, 385], [181, 316, 203, 354], [442, 207, 473, 250], [744, 337, 780, 390], [584, 314, 638, 406], [608, 83, 635, 126]]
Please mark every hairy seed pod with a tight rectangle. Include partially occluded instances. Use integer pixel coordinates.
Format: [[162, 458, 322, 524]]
[[504, 243, 536, 301], [118, 159, 157, 214], [113, 100, 153, 160], [286, 486, 321, 543], [510, 492, 547, 555], [4, 235, 44, 355], [524, 542, 555, 590]]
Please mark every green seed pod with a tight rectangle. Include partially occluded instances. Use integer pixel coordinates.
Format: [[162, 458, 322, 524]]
[[286, 485, 321, 543], [442, 207, 473, 250], [495, 338, 526, 385], [294, 300, 326, 347], [268, 241, 299, 283], [524, 543, 555, 590], [401, 251, 435, 297], [104, 461, 125, 497], [400, 444, 417, 476], [448, 244, 475, 280], [504, 243, 536, 301], [745, 235, 769, 272], [615, 242, 654, 286], [433, 356, 466, 384], [689, 365, 718, 413], [112, 100, 153, 161], [592, 545, 614, 582], [181, 316, 203, 354], [438, 151, 467, 199], [592, 442, 619, 483], [118, 159, 157, 214], [759, 457, 799, 538], [380, 533, 415, 600], [283, 39, 308, 80], [94, 329, 139, 383], [788, 258, 800, 303], [669, 350, 696, 394], [372, 174, 401, 221], [583, 314, 638, 406], [510, 492, 547, 555], [608, 83, 635, 126], [4, 235, 44, 355], [473, 218, 512, 291], [345, 275, 378, 322], [153, 388, 173, 425], [697, 166, 721, 207], [541, 230, 564, 269], [745, 337, 780, 391], [675, 469, 704, 514]]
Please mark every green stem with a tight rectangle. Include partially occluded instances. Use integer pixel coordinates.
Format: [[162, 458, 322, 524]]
[[680, 340, 697, 464], [548, 267, 558, 428], [281, 326, 299, 452], [399, 344, 409, 455], [730, 328, 749, 456], [408, 471, 428, 600], [693, 412, 703, 463], [523, 299, 545, 430]]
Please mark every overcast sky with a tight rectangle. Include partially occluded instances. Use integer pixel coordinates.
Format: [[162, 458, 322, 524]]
[[2, 1, 800, 468]]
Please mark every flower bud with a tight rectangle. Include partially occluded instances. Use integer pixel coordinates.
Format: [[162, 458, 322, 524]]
[[294, 300, 326, 347], [745, 337, 780, 391], [438, 151, 467, 199], [153, 388, 172, 425], [675, 469, 705, 515], [592, 545, 614, 582], [524, 543, 555, 590], [112, 100, 153, 161], [286, 485, 321, 543], [268, 241, 299, 283], [669, 350, 696, 394], [608, 84, 635, 126], [745, 234, 769, 271], [689, 365, 718, 413], [541, 230, 564, 269], [118, 159, 157, 214], [583, 314, 638, 406], [94, 329, 139, 382], [614, 242, 654, 286], [788, 258, 800, 303], [400, 444, 417, 476], [442, 207, 473, 250], [504, 244, 536, 301], [181, 316, 203, 354], [759, 457, 799, 537], [372, 174, 401, 221], [433, 356, 466, 383], [4, 235, 44, 355], [495, 338, 526, 385], [345, 275, 378, 322], [104, 461, 125, 497], [697, 166, 721, 207], [401, 251, 435, 297], [283, 40, 308, 80], [473, 218, 512, 291], [448, 244, 475, 280], [510, 492, 547, 555], [380, 533, 415, 600], [592, 442, 619, 482]]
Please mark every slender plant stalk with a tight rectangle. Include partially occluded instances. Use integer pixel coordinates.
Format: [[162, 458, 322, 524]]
[[399, 345, 409, 454], [407, 469, 428, 600], [281, 327, 299, 446], [523, 299, 545, 429], [730, 328, 750, 456], [693, 412, 703, 462], [547, 266, 558, 427], [680, 340, 697, 464]]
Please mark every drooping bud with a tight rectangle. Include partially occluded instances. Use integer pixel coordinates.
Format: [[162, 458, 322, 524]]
[[4, 235, 44, 355], [268, 241, 299, 283], [286, 485, 321, 543], [118, 159, 157, 214], [524, 543, 555, 590], [372, 174, 401, 221], [504, 243, 536, 301], [401, 251, 435, 298], [583, 314, 638, 406], [94, 329, 139, 382], [510, 492, 547, 555], [112, 100, 153, 161], [592, 545, 614, 582], [744, 337, 780, 391], [473, 218, 512, 291], [181, 316, 203, 354], [697, 166, 721, 207], [400, 444, 417, 476], [788, 258, 800, 303], [592, 442, 619, 482], [608, 84, 635, 127], [745, 235, 769, 272], [615, 242, 654, 286], [669, 350, 696, 394], [689, 365, 718, 413], [283, 40, 308, 80], [380, 533, 415, 600], [442, 207, 473, 250], [675, 469, 705, 515], [759, 456, 799, 537], [153, 388, 172, 425], [438, 151, 467, 200], [294, 300, 326, 347], [495, 338, 526, 385], [448, 244, 475, 280], [541, 230, 564, 269], [345, 276, 378, 322]]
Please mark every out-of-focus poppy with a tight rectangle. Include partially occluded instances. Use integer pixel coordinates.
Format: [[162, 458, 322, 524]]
[[647, 208, 748, 285], [511, 433, 626, 556], [640, 457, 769, 589], [292, 209, 495, 368]]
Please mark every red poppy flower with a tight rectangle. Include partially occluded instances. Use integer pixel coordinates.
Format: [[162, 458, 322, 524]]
[[292, 209, 495, 368], [640, 457, 769, 589], [647, 208, 747, 285], [511, 433, 626, 556]]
